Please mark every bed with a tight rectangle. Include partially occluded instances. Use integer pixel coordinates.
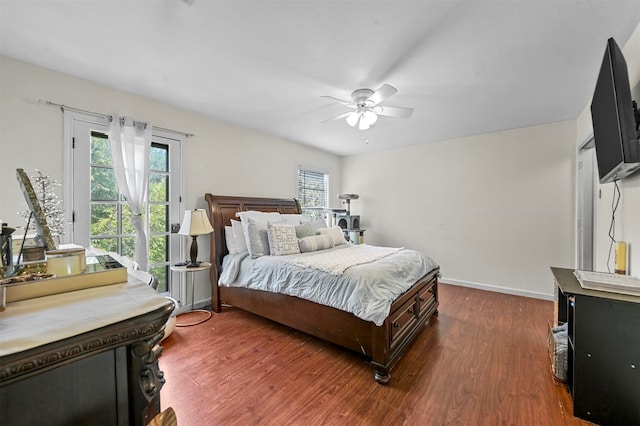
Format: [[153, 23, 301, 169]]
[[205, 193, 440, 384]]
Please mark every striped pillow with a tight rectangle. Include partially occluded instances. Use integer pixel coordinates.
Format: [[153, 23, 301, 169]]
[[298, 235, 334, 253], [318, 226, 347, 246]]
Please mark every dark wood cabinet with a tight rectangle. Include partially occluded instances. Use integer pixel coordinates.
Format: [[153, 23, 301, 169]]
[[0, 281, 173, 426], [551, 267, 640, 425]]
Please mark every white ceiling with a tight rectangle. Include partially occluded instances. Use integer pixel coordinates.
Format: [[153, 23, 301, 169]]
[[1, 1, 639, 156]]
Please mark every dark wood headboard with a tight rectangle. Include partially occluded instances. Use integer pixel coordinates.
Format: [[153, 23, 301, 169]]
[[204, 194, 301, 300]]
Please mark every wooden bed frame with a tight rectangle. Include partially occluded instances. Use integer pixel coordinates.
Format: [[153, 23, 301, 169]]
[[205, 193, 439, 384]]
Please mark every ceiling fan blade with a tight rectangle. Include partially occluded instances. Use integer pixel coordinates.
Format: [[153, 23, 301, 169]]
[[321, 95, 355, 108], [366, 84, 397, 106], [376, 105, 414, 118], [321, 111, 352, 123]]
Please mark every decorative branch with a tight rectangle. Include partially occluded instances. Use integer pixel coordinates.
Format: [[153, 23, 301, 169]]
[[18, 169, 66, 239]]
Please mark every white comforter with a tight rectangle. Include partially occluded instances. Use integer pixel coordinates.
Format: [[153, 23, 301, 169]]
[[219, 244, 438, 326]]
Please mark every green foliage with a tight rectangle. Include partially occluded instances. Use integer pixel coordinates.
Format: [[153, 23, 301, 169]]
[[89, 134, 171, 292]]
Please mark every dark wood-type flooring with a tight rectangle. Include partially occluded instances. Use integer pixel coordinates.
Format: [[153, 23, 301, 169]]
[[159, 283, 592, 426]]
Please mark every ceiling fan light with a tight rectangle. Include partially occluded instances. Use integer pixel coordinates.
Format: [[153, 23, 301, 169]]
[[358, 117, 370, 131], [346, 112, 360, 127], [363, 110, 378, 125]]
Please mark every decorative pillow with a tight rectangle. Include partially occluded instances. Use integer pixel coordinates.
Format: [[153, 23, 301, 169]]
[[310, 218, 329, 231], [318, 226, 347, 246], [267, 223, 300, 256], [246, 218, 272, 258], [236, 211, 281, 251], [298, 235, 334, 253], [230, 219, 248, 252], [225, 226, 239, 254], [295, 221, 315, 238]]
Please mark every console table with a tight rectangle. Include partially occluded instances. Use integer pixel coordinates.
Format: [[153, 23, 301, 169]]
[[551, 267, 640, 425], [0, 279, 174, 425]]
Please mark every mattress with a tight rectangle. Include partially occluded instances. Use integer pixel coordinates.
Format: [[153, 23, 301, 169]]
[[219, 244, 438, 325]]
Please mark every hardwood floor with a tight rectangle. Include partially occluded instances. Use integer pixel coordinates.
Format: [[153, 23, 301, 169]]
[[159, 284, 591, 425]]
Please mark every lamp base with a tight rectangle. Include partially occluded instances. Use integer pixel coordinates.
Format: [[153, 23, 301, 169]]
[[188, 235, 200, 268]]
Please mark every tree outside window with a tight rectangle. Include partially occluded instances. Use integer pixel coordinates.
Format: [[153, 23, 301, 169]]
[[89, 132, 173, 291]]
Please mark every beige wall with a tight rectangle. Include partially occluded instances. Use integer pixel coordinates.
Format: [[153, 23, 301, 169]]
[[576, 22, 640, 277], [342, 121, 576, 298], [0, 55, 342, 306]]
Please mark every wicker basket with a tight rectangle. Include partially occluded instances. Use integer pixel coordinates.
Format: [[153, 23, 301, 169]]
[[547, 321, 568, 382]]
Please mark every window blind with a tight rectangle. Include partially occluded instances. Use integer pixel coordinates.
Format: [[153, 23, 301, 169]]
[[297, 169, 329, 220]]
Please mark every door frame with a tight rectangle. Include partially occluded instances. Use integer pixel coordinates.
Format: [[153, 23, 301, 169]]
[[62, 110, 185, 300], [576, 135, 596, 271]]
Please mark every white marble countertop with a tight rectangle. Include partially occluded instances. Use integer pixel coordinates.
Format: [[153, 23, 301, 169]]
[[0, 279, 171, 357]]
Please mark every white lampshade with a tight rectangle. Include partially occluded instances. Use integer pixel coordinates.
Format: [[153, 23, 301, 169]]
[[178, 209, 213, 236]]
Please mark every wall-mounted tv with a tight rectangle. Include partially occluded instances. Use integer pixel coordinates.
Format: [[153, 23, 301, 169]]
[[590, 37, 640, 184]]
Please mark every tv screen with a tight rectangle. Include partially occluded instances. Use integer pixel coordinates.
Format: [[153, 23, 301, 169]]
[[590, 37, 640, 184]]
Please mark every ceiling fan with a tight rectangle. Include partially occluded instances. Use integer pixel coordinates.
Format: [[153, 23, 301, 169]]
[[321, 84, 413, 131]]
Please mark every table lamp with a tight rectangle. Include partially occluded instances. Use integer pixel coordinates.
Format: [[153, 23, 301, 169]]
[[178, 209, 213, 268]]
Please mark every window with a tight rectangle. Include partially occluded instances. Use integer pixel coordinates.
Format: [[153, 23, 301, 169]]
[[64, 112, 183, 294], [297, 168, 329, 220]]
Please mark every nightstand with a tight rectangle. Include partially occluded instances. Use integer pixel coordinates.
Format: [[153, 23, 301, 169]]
[[171, 262, 212, 326]]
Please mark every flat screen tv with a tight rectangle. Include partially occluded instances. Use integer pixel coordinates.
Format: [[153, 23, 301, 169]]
[[590, 37, 640, 184]]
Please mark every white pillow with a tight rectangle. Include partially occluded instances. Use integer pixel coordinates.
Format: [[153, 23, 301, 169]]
[[298, 235, 334, 253], [280, 214, 309, 225], [267, 223, 300, 256], [225, 226, 239, 254], [236, 211, 281, 250], [246, 218, 272, 258], [236, 210, 281, 223], [230, 219, 248, 252], [318, 226, 347, 246]]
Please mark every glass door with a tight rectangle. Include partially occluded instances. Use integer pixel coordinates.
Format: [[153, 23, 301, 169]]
[[66, 112, 183, 294]]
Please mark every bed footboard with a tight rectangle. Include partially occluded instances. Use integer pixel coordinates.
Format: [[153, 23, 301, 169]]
[[370, 269, 439, 383]]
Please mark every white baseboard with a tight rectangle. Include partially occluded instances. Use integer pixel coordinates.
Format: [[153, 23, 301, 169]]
[[440, 276, 554, 301]]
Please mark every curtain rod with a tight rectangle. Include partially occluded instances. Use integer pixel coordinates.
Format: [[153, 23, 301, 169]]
[[40, 99, 195, 138]]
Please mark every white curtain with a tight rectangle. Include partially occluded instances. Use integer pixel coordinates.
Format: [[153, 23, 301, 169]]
[[108, 116, 152, 271]]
